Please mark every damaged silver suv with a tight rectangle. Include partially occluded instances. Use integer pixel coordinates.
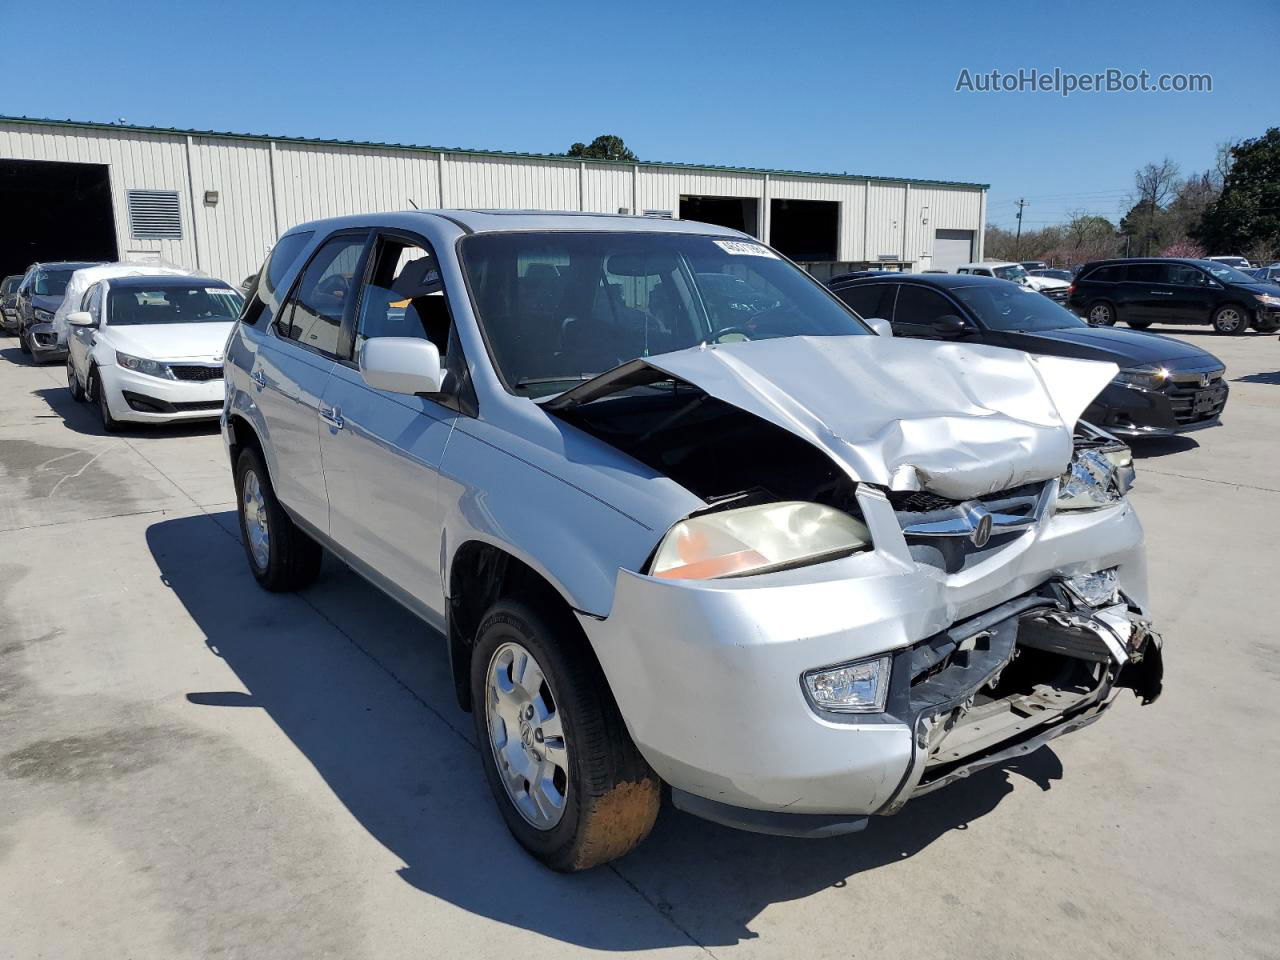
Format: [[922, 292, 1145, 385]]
[[223, 211, 1163, 871]]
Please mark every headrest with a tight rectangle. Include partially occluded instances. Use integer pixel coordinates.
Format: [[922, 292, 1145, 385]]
[[391, 257, 443, 298], [605, 253, 677, 277]]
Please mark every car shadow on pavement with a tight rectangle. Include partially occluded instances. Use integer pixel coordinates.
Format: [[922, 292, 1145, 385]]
[[1233, 370, 1280, 385], [1130, 436, 1200, 459], [31, 386, 221, 439], [147, 512, 1063, 951], [1, 343, 42, 365]]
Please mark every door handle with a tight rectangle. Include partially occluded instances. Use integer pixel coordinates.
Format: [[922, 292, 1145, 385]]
[[250, 369, 267, 389], [319, 406, 344, 430], [1149, 290, 1173, 295]]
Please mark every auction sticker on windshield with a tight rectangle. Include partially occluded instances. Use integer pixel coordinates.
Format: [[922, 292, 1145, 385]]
[[714, 240, 778, 258]]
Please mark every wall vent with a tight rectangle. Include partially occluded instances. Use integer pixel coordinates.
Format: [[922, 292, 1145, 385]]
[[127, 190, 182, 240]]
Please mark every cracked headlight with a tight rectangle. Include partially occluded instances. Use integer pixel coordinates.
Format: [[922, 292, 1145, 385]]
[[115, 351, 175, 380], [1056, 444, 1133, 511], [649, 501, 871, 580], [33, 308, 55, 322], [803, 655, 892, 714], [1113, 365, 1168, 389]]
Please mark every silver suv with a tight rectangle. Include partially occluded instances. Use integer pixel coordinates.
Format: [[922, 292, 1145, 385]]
[[223, 211, 1164, 871]]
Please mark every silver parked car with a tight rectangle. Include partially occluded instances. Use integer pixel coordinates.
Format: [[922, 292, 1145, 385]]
[[223, 211, 1164, 871]]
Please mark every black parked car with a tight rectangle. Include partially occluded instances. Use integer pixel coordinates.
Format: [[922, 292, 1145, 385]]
[[830, 272, 1229, 437], [1067, 258, 1280, 334]]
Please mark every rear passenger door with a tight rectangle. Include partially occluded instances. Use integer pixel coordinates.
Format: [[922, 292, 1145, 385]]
[[255, 230, 370, 533], [318, 230, 460, 627], [832, 282, 896, 324], [1121, 263, 1170, 322]]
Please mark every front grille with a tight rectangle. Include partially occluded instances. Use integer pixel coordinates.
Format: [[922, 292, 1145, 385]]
[[1165, 371, 1227, 425], [890, 481, 1048, 574], [170, 364, 223, 382], [1041, 287, 1069, 302]]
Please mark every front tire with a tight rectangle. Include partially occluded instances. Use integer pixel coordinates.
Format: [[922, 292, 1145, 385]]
[[1088, 301, 1117, 326], [1212, 304, 1248, 335], [18, 324, 31, 354], [471, 598, 660, 871], [233, 446, 323, 592], [1127, 319, 1152, 330], [67, 358, 85, 401], [91, 370, 121, 433]]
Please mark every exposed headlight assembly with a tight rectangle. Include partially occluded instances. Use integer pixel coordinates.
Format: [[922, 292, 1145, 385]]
[[803, 655, 892, 714], [1056, 443, 1134, 511], [115, 351, 175, 380], [649, 501, 871, 580], [33, 308, 55, 322], [1113, 365, 1168, 389]]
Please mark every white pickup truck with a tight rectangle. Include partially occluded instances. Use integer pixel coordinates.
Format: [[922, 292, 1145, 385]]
[[956, 261, 1070, 304]]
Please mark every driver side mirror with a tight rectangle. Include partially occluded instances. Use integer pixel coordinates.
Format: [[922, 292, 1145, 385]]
[[359, 337, 443, 395], [864, 317, 893, 337], [928, 314, 972, 337], [67, 311, 96, 327]]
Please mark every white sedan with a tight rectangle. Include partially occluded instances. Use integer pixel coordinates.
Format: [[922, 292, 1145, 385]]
[[66, 275, 243, 431]]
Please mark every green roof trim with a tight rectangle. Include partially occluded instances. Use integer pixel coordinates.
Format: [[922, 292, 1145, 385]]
[[0, 115, 990, 190]]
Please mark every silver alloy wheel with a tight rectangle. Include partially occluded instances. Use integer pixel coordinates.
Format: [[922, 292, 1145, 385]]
[[1216, 307, 1243, 332], [1088, 303, 1113, 324], [241, 469, 271, 571], [485, 641, 569, 830]]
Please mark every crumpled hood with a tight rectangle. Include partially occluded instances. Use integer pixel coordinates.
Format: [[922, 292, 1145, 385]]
[[105, 322, 234, 361], [1024, 275, 1069, 291], [616, 336, 1116, 500]]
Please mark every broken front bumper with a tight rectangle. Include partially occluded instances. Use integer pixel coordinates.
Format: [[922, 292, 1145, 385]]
[[581, 497, 1162, 836]]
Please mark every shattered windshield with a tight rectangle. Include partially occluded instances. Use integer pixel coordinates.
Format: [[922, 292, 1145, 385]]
[[460, 231, 869, 397]]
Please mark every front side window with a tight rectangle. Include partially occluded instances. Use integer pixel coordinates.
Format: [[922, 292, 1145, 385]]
[[106, 283, 243, 326], [276, 234, 367, 356], [354, 238, 450, 357], [952, 283, 1085, 332], [82, 283, 104, 316], [1199, 261, 1256, 284], [33, 269, 76, 296], [460, 232, 868, 397]]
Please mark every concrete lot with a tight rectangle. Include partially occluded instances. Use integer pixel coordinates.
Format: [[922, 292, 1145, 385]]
[[1, 329, 1277, 960]]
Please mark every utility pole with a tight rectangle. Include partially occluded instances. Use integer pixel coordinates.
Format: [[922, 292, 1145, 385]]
[[1013, 198, 1028, 259]]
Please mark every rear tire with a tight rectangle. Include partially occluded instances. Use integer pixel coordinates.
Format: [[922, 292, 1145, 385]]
[[234, 446, 323, 592], [1087, 301, 1117, 326], [91, 370, 121, 433], [471, 598, 660, 871], [1212, 304, 1248, 335]]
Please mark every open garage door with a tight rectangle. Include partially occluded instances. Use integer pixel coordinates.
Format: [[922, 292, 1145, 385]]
[[679, 195, 760, 237], [0, 159, 117, 278], [769, 199, 838, 263], [932, 229, 973, 273]]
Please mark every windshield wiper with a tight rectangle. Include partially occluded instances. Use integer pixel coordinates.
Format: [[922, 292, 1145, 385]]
[[516, 374, 599, 389]]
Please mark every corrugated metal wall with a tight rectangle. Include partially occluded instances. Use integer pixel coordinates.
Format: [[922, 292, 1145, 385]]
[[0, 120, 985, 283]]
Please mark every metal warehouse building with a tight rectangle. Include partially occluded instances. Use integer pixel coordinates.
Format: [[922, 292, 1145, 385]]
[[0, 116, 987, 285]]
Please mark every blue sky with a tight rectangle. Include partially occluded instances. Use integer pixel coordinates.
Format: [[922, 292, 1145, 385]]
[[4, 0, 1276, 230]]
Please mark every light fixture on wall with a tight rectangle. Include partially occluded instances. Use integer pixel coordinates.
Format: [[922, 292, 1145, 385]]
[[204, 190, 219, 206]]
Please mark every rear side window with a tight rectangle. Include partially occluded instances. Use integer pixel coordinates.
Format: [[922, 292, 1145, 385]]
[[834, 283, 895, 320], [1168, 264, 1208, 286], [1127, 264, 1164, 284], [275, 234, 367, 358], [242, 230, 316, 328], [892, 285, 956, 326], [1084, 265, 1124, 283]]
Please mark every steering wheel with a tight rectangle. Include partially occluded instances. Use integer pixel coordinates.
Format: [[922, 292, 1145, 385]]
[[711, 325, 752, 343]]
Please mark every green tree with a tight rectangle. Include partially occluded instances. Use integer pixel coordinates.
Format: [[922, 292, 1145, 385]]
[[1195, 128, 1280, 258], [566, 135, 638, 162]]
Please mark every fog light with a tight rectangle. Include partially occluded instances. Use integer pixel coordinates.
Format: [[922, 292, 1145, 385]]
[[803, 656, 891, 713], [1063, 567, 1120, 608]]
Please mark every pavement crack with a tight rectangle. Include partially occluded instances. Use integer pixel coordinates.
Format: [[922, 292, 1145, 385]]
[[1138, 468, 1280, 494]]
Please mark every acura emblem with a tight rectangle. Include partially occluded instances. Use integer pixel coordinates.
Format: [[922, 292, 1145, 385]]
[[964, 504, 993, 548]]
